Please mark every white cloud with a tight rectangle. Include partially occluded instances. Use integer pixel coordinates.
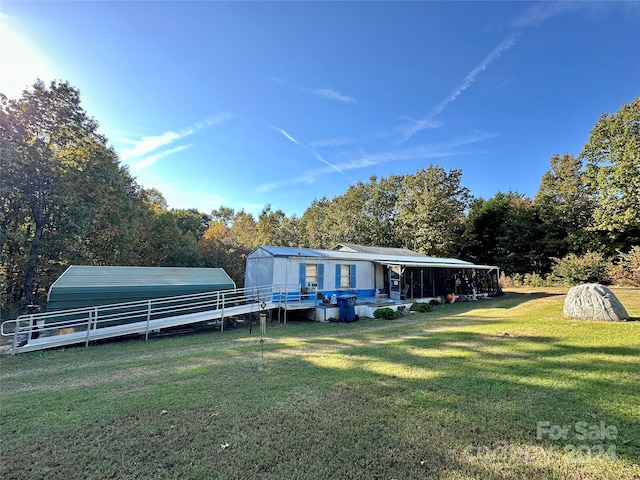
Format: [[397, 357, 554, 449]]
[[132, 145, 192, 171], [312, 88, 356, 103], [400, 32, 518, 143], [121, 130, 184, 160], [119, 114, 230, 169]]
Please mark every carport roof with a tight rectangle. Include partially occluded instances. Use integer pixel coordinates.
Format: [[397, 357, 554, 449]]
[[49, 266, 234, 289]]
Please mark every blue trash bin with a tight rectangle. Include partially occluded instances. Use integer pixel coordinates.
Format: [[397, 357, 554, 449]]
[[337, 295, 357, 322]]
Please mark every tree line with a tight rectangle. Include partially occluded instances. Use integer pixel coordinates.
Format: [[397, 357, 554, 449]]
[[1, 81, 639, 316]]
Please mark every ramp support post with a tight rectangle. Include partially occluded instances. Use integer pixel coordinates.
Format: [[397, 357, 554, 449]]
[[145, 299, 152, 341], [220, 293, 225, 332], [85, 310, 92, 348]]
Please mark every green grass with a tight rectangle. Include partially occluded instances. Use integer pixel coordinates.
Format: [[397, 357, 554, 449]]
[[1, 288, 639, 479]]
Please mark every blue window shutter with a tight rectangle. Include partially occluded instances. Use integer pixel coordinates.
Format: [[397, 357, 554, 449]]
[[350, 264, 356, 288], [299, 263, 306, 286], [318, 264, 324, 289], [335, 265, 341, 288]]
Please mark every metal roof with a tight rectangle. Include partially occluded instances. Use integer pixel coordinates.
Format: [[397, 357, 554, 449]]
[[330, 243, 423, 256], [50, 266, 234, 289], [251, 246, 498, 270], [46, 266, 236, 310]]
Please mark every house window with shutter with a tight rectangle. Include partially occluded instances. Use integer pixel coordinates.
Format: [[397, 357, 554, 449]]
[[300, 263, 324, 289], [336, 264, 356, 289], [306, 264, 319, 286]]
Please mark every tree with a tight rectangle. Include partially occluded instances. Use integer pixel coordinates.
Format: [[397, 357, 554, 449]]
[[0, 81, 132, 304], [199, 221, 229, 268], [199, 209, 258, 285], [463, 192, 546, 274], [299, 197, 333, 248], [534, 153, 595, 261], [364, 175, 403, 247], [581, 97, 640, 251], [323, 176, 403, 248], [462, 193, 513, 267], [257, 205, 299, 246], [499, 194, 545, 274], [172, 208, 211, 239], [395, 166, 472, 256]]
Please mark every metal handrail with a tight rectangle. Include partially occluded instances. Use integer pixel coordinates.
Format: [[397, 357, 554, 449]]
[[1, 283, 314, 354]]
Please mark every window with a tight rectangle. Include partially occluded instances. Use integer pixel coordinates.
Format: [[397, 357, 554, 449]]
[[306, 264, 319, 286], [336, 264, 356, 289], [299, 263, 324, 289]]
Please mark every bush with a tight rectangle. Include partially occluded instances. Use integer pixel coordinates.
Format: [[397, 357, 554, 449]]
[[409, 302, 431, 313], [512, 273, 524, 287], [523, 273, 545, 287], [551, 251, 610, 286], [428, 298, 441, 306], [607, 246, 640, 287], [373, 307, 400, 320]]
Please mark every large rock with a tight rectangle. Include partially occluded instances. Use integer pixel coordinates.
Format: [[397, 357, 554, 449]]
[[563, 284, 629, 321]]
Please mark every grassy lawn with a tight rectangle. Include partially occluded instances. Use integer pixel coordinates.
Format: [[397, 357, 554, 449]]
[[1, 287, 639, 479]]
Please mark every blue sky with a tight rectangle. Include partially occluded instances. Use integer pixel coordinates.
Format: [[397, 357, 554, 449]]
[[1, 1, 639, 217]]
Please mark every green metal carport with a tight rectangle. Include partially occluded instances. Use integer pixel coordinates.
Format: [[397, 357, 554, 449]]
[[47, 266, 236, 311]]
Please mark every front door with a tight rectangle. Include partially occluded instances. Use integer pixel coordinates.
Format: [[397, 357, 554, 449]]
[[388, 265, 402, 300]]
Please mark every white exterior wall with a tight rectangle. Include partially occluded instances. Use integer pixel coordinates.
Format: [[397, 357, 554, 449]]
[[374, 263, 385, 290], [271, 257, 376, 291], [247, 247, 382, 292], [244, 249, 275, 288]]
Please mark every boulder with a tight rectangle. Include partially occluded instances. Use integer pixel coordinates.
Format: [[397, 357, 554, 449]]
[[563, 284, 629, 321]]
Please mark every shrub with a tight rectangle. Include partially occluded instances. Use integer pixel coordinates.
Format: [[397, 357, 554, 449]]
[[607, 246, 640, 287], [551, 251, 610, 286], [428, 298, 441, 306], [409, 302, 431, 313], [373, 307, 400, 320], [512, 273, 524, 287], [523, 273, 545, 287]]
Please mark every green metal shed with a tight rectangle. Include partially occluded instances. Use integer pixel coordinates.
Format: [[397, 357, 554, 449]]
[[47, 266, 236, 312]]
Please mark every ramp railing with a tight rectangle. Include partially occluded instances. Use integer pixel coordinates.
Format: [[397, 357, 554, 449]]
[[1, 284, 314, 355]]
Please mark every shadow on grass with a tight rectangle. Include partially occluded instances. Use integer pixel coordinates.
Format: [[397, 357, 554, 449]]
[[286, 325, 640, 473], [2, 293, 638, 479]]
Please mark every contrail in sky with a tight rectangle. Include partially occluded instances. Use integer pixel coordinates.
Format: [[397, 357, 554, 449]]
[[272, 125, 344, 174], [400, 31, 519, 143]]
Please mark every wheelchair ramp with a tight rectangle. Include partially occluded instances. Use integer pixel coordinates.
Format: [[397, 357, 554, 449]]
[[2, 284, 316, 355]]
